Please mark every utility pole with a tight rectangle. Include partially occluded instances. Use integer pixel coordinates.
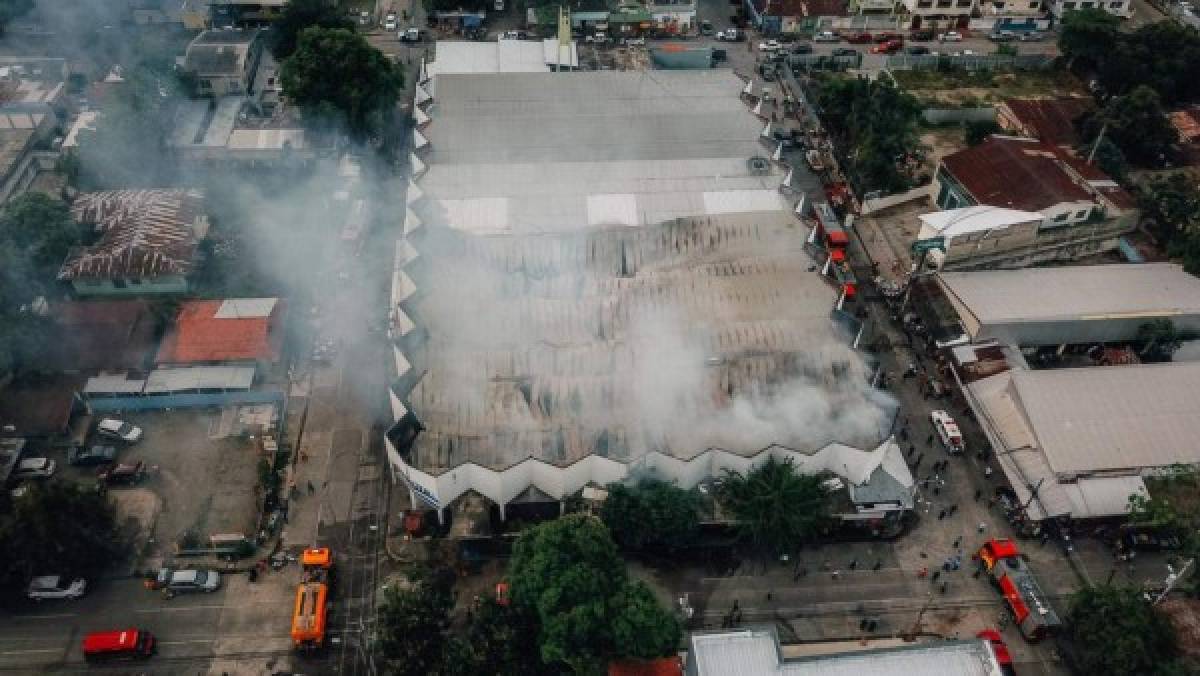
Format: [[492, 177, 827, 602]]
[[1153, 558, 1194, 606], [1086, 121, 1108, 165]]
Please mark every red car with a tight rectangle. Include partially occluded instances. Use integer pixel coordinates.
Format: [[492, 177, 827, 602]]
[[977, 629, 1015, 674], [870, 39, 903, 54], [844, 31, 874, 44]]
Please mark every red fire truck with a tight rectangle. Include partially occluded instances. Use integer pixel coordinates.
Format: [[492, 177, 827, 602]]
[[979, 538, 1061, 641], [811, 201, 857, 299]]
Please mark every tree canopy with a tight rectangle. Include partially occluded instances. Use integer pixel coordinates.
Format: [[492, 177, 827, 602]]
[[1062, 15, 1200, 106], [1057, 8, 1120, 70], [1136, 173, 1200, 275], [1064, 586, 1182, 675], [719, 456, 834, 554], [270, 0, 355, 60], [509, 514, 681, 673], [0, 192, 86, 271], [815, 76, 923, 195], [1081, 86, 1176, 167], [0, 0, 33, 34], [600, 479, 701, 552], [280, 27, 404, 140], [376, 574, 455, 676], [0, 481, 122, 597]]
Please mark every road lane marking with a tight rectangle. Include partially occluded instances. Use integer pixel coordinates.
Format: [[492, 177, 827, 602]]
[[134, 604, 227, 613], [157, 639, 217, 646], [19, 613, 76, 620], [0, 648, 58, 656]]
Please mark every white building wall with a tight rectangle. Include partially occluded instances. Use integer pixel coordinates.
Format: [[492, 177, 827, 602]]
[[1051, 0, 1131, 16]]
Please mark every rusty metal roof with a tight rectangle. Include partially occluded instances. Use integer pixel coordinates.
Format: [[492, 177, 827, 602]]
[[59, 189, 205, 281]]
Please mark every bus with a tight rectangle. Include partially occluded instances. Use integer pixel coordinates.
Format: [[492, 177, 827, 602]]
[[291, 582, 329, 650], [82, 628, 155, 662]]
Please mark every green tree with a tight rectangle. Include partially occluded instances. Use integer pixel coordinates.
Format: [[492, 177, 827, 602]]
[[719, 456, 834, 555], [0, 193, 86, 271], [1086, 135, 1128, 183], [1082, 86, 1176, 167], [453, 599, 555, 676], [1135, 319, 1184, 361], [609, 581, 682, 660], [815, 76, 923, 194], [0, 0, 33, 34], [280, 27, 404, 140], [376, 574, 455, 676], [74, 66, 179, 189], [0, 482, 122, 597], [1170, 229, 1200, 276], [600, 479, 701, 552], [1126, 492, 1180, 529], [1064, 586, 1178, 675], [1138, 173, 1200, 243], [508, 514, 681, 674], [1057, 8, 1120, 70], [271, 0, 355, 60], [963, 119, 1001, 147]]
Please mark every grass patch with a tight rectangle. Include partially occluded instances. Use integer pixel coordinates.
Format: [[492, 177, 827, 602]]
[[892, 67, 1086, 105]]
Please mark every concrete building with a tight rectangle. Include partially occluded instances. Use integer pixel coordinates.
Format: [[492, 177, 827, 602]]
[[648, 0, 697, 34], [685, 627, 1005, 675], [964, 362, 1200, 521], [936, 263, 1200, 346], [931, 136, 1137, 266], [59, 190, 208, 296], [747, 0, 849, 33], [916, 206, 1047, 271], [170, 97, 313, 166], [0, 104, 56, 206], [896, 0, 976, 30], [182, 29, 263, 97], [1048, 0, 1131, 18], [210, 0, 288, 26], [389, 62, 909, 522]]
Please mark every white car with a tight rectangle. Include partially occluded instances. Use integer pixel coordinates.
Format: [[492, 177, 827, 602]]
[[930, 410, 965, 454], [97, 418, 142, 443], [13, 457, 56, 479], [384, 18, 397, 30], [758, 39, 782, 51], [939, 31, 963, 42], [27, 576, 87, 601], [584, 31, 608, 43], [622, 36, 645, 46], [813, 31, 840, 42]]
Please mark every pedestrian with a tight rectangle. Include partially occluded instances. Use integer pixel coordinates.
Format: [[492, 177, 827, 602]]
[[766, 592, 773, 602], [933, 486, 940, 496], [832, 570, 840, 580], [307, 480, 315, 494], [940, 582, 948, 594], [977, 522, 987, 533], [953, 537, 961, 549], [984, 466, 993, 478], [973, 568, 982, 579], [926, 433, 934, 445], [974, 488, 982, 501], [900, 428, 909, 442], [849, 559, 858, 570], [909, 444, 916, 455], [938, 509, 946, 520], [733, 599, 740, 612], [948, 504, 958, 516], [873, 561, 882, 570], [931, 570, 941, 582]]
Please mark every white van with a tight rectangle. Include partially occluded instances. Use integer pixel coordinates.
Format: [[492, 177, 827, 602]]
[[930, 410, 964, 454]]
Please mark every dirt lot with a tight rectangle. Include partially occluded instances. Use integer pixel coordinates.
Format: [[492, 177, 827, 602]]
[[892, 68, 1087, 106], [57, 408, 270, 561]]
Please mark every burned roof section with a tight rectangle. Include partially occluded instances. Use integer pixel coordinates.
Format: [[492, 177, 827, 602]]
[[59, 189, 207, 281]]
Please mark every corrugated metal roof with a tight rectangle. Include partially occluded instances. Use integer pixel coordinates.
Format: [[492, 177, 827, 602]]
[[84, 373, 147, 395], [918, 206, 1042, 237], [688, 628, 1000, 675], [938, 263, 1200, 325], [1013, 363, 1200, 475], [143, 366, 255, 393], [59, 190, 205, 281], [1000, 97, 1093, 147], [215, 298, 277, 319], [940, 136, 1093, 211]]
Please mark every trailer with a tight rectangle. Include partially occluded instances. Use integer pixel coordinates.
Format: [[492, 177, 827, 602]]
[[979, 539, 1061, 642]]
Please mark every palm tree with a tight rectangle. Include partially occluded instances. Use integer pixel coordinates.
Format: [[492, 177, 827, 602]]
[[718, 457, 834, 555]]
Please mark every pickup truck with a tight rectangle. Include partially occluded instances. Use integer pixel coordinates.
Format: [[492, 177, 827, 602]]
[[399, 27, 425, 42]]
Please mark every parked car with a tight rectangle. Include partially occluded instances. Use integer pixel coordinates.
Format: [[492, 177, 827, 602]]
[[153, 569, 221, 598], [622, 36, 646, 46], [712, 48, 728, 61], [813, 30, 840, 42], [758, 39, 782, 51], [930, 410, 965, 454], [717, 27, 744, 41], [700, 20, 715, 35], [870, 39, 903, 54], [584, 31, 607, 43], [910, 29, 934, 41], [358, 10, 369, 25], [68, 445, 117, 466], [844, 31, 874, 44], [790, 42, 813, 54], [1018, 31, 1046, 41], [28, 575, 87, 601], [1123, 530, 1184, 551], [939, 30, 963, 41], [874, 31, 903, 42], [400, 27, 424, 42], [97, 418, 142, 444], [976, 629, 1014, 675], [988, 30, 1016, 41], [98, 461, 145, 486], [831, 47, 858, 56], [384, 17, 397, 30], [905, 45, 930, 55], [13, 457, 56, 480]]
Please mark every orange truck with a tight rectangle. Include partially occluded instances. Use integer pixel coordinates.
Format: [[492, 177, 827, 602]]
[[978, 538, 1061, 642], [291, 547, 334, 650]]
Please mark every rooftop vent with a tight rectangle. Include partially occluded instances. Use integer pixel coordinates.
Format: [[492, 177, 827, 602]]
[[748, 156, 770, 174]]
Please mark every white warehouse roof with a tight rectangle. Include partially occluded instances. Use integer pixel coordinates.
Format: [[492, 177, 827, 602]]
[[939, 263, 1200, 324], [918, 205, 1042, 237]]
